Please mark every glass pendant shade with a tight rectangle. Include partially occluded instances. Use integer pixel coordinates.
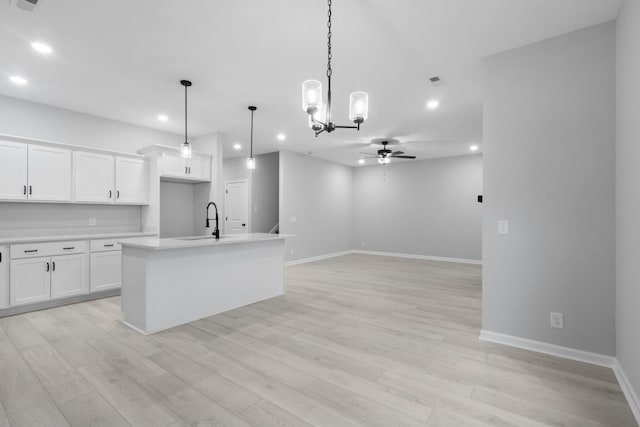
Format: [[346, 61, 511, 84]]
[[302, 80, 323, 114], [308, 103, 326, 131], [349, 91, 369, 124], [181, 141, 192, 159], [378, 156, 390, 164], [246, 156, 256, 170]]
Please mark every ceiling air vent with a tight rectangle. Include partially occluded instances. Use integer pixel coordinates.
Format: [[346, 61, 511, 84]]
[[428, 75, 444, 86], [15, 0, 40, 12]]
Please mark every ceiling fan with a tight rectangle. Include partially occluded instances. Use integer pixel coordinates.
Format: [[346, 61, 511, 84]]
[[360, 139, 416, 164]]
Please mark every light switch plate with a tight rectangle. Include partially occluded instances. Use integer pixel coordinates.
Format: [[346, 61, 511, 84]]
[[550, 312, 564, 329], [89, 217, 97, 226], [497, 220, 509, 235]]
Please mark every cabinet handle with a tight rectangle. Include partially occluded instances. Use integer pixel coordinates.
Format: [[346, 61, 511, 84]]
[[24, 249, 38, 253], [52, 261, 56, 271], [103, 244, 114, 247], [116, 190, 120, 199], [29, 185, 32, 195], [23, 185, 26, 195], [109, 190, 112, 198], [185, 166, 188, 174], [189, 167, 191, 174], [46, 262, 50, 272], [63, 247, 75, 250]]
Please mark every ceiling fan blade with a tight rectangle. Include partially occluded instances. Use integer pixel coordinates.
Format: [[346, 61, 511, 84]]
[[391, 155, 416, 159], [359, 152, 378, 155], [391, 151, 404, 155]]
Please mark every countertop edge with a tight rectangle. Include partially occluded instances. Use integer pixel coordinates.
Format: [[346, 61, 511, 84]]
[[119, 234, 291, 251], [0, 232, 158, 245]]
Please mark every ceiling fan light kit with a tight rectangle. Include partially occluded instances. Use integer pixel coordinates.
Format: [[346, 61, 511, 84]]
[[301, 0, 369, 136]]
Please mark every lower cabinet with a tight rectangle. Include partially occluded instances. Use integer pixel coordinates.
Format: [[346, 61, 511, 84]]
[[0, 245, 8, 309], [90, 251, 122, 291], [10, 253, 88, 306]]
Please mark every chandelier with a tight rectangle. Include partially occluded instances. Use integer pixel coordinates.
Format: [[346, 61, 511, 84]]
[[301, 0, 369, 136]]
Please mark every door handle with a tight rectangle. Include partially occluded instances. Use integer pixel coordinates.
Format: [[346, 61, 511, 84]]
[[46, 262, 50, 272]]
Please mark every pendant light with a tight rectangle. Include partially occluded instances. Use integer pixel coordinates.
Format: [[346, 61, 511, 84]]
[[301, 0, 369, 137], [246, 106, 257, 170], [180, 79, 193, 159]]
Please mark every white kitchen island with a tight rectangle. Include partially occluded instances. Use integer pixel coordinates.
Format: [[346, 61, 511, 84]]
[[119, 233, 286, 334]]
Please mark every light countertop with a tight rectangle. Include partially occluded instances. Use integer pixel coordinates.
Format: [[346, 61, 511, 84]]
[[119, 233, 288, 251], [0, 231, 158, 245]]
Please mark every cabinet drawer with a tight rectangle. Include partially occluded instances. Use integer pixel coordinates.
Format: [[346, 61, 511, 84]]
[[90, 239, 122, 252], [11, 240, 88, 259]]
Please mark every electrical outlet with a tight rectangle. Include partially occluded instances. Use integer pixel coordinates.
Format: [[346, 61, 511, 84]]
[[89, 217, 97, 226], [550, 312, 564, 329], [290, 216, 297, 223], [498, 220, 509, 235]]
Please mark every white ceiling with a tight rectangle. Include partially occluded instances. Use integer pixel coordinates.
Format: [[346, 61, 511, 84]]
[[0, 0, 622, 166]]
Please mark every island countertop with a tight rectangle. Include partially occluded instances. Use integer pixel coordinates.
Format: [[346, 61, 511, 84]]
[[118, 232, 288, 251]]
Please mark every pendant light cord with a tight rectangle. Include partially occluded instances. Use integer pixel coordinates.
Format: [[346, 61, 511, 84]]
[[250, 108, 254, 157], [184, 83, 188, 143], [326, 0, 332, 123]]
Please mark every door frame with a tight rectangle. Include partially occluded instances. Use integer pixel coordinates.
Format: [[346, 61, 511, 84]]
[[224, 178, 250, 234]]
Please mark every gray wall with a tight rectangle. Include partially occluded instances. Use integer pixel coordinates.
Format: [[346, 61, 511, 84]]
[[353, 155, 482, 260], [159, 182, 195, 238], [616, 0, 640, 401], [482, 22, 616, 356], [279, 151, 353, 262], [223, 152, 279, 234], [0, 94, 179, 154]]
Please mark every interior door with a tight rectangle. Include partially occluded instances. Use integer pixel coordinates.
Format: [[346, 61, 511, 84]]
[[225, 179, 249, 234]]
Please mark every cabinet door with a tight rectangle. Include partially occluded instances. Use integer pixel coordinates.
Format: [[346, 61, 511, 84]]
[[160, 152, 186, 177], [0, 246, 8, 309], [50, 254, 88, 299], [115, 157, 147, 204], [90, 251, 122, 291], [74, 151, 115, 203], [187, 154, 211, 182], [10, 257, 51, 306], [0, 141, 28, 200], [28, 145, 72, 201]]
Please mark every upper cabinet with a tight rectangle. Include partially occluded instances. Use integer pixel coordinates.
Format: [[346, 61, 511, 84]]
[[74, 151, 115, 203], [115, 157, 147, 204], [74, 152, 147, 205], [160, 151, 211, 183], [0, 141, 71, 202]]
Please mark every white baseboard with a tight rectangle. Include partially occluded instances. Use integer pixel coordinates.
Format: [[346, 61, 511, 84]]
[[613, 359, 640, 424], [353, 249, 482, 265], [285, 250, 353, 266], [479, 330, 615, 368]]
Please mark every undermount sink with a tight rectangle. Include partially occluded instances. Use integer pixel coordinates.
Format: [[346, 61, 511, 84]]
[[178, 235, 231, 241]]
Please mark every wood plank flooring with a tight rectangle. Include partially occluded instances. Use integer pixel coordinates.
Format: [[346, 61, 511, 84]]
[[0, 253, 636, 426]]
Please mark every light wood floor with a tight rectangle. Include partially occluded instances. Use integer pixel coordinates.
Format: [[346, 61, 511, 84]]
[[0, 253, 636, 427]]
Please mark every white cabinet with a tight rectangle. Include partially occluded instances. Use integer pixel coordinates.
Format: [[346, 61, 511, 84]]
[[0, 141, 72, 202], [9, 240, 89, 306], [160, 151, 211, 182], [115, 157, 147, 204], [90, 251, 122, 291], [0, 141, 28, 200], [0, 246, 8, 309], [28, 145, 72, 201], [50, 254, 88, 299], [74, 151, 115, 203], [10, 257, 51, 306]]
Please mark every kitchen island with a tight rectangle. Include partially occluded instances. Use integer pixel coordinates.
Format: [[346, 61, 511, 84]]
[[119, 233, 286, 334]]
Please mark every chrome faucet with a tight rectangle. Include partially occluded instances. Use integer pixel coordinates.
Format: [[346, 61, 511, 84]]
[[205, 202, 220, 240]]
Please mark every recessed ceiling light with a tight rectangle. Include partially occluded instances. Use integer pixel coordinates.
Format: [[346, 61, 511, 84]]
[[358, 159, 365, 165], [9, 75, 28, 86], [31, 42, 53, 55], [157, 114, 169, 122], [470, 145, 479, 151], [277, 133, 286, 141], [233, 143, 242, 150], [426, 100, 439, 110]]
